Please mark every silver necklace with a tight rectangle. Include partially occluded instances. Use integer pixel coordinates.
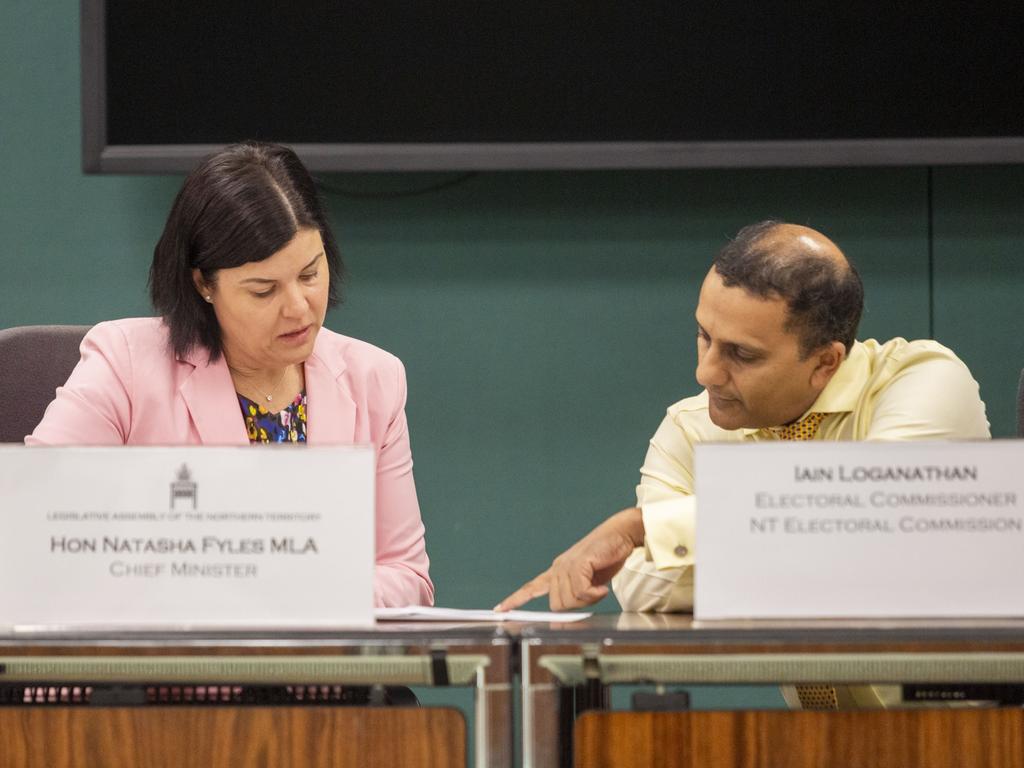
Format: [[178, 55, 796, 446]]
[[232, 366, 289, 402]]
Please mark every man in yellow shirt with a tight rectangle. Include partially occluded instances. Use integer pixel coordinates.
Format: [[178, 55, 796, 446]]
[[497, 220, 990, 615]]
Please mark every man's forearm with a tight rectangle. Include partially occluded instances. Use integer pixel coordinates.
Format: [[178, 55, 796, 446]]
[[609, 506, 646, 548]]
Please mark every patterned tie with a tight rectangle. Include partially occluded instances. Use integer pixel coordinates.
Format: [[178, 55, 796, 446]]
[[777, 412, 838, 709], [774, 411, 826, 441]]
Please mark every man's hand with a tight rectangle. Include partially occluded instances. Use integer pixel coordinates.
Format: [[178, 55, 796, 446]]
[[494, 507, 645, 612]]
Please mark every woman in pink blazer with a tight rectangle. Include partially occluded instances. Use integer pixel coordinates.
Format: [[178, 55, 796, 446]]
[[28, 142, 432, 608]]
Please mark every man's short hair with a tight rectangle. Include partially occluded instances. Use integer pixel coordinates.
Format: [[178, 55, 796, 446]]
[[713, 220, 864, 357]]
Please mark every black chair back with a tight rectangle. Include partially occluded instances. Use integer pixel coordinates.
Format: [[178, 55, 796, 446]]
[[0, 325, 91, 442]]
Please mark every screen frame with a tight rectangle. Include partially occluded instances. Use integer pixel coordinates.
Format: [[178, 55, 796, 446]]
[[81, 0, 1024, 174]]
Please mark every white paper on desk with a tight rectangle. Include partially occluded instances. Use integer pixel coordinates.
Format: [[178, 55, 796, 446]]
[[376, 606, 591, 623]]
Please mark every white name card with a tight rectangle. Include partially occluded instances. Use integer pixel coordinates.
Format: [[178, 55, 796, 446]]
[[695, 441, 1024, 620], [0, 445, 375, 632]]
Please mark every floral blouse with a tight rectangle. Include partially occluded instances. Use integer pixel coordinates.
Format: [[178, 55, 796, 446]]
[[238, 392, 307, 444]]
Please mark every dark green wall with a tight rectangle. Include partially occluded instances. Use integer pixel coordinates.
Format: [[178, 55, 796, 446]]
[[2, 1, 1022, 610]]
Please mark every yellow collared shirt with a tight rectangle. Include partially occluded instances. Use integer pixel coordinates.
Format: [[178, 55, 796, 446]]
[[612, 337, 991, 612]]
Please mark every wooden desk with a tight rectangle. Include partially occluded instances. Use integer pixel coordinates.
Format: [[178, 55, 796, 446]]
[[0, 623, 514, 768], [521, 614, 1024, 768]]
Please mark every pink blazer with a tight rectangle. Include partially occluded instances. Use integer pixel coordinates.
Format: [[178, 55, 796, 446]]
[[28, 317, 433, 608]]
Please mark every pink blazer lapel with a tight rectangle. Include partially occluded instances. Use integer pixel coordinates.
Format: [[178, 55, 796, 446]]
[[178, 350, 250, 445], [304, 337, 356, 445]]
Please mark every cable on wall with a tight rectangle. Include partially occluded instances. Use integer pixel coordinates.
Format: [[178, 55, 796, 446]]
[[927, 166, 935, 339]]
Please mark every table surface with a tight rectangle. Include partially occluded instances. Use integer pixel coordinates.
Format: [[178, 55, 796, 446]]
[[6, 612, 1024, 650], [0, 621, 514, 650], [521, 613, 1024, 647]]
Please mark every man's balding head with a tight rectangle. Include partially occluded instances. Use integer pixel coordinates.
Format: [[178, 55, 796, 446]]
[[712, 220, 864, 357]]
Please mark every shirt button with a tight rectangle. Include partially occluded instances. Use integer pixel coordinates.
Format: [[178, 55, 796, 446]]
[[674, 545, 689, 557]]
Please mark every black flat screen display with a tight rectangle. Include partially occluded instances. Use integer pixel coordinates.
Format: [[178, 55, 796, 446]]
[[85, 1, 1024, 171]]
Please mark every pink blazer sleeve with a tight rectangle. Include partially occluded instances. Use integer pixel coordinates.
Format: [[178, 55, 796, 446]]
[[372, 356, 434, 607], [26, 322, 132, 445]]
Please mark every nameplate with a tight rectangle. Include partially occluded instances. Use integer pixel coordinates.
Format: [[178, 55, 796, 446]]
[[695, 441, 1024, 619], [0, 445, 375, 632]]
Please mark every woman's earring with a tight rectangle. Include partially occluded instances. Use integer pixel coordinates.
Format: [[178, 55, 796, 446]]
[[204, 295, 212, 303]]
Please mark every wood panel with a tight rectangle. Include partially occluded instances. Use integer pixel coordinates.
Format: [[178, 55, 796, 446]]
[[0, 706, 465, 768], [575, 709, 1024, 768]]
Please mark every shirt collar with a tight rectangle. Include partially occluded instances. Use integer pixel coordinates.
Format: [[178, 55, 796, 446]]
[[738, 341, 869, 436]]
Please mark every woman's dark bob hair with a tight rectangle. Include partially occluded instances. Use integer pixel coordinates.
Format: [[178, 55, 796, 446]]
[[150, 141, 344, 361]]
